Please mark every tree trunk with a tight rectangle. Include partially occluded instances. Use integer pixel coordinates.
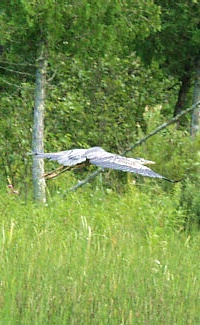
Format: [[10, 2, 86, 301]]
[[32, 52, 47, 203], [173, 74, 191, 117], [191, 60, 200, 136]]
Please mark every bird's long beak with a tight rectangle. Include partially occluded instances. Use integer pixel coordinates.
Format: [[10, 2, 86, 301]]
[[137, 159, 155, 165], [143, 159, 155, 165]]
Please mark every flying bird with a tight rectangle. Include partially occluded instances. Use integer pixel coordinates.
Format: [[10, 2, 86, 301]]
[[35, 146, 179, 182]]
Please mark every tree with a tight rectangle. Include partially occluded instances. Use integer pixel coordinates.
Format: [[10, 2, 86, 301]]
[[192, 60, 200, 135], [0, 0, 162, 198], [32, 51, 47, 202], [0, 1, 77, 201], [135, 0, 200, 117]]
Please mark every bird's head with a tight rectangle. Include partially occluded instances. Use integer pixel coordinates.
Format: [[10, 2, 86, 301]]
[[135, 158, 155, 165]]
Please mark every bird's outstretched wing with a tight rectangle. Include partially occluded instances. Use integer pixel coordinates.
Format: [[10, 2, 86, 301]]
[[35, 146, 179, 182], [87, 149, 164, 179], [35, 149, 88, 166]]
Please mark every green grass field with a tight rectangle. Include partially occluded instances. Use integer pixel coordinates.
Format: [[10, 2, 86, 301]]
[[1, 185, 200, 324]]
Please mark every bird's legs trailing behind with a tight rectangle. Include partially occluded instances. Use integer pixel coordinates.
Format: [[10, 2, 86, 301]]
[[43, 161, 89, 180], [43, 165, 71, 179]]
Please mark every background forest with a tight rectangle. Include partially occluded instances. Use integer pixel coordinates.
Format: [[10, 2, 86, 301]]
[[1, 1, 200, 324]]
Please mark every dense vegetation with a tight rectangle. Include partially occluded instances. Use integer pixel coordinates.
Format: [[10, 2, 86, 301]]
[[1, 187, 200, 324], [0, 1, 200, 323]]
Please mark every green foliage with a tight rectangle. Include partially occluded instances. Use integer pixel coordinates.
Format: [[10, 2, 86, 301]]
[[0, 84, 33, 190], [177, 134, 200, 226], [134, 109, 200, 227], [136, 0, 200, 77], [0, 0, 199, 225], [0, 188, 200, 323], [0, 0, 162, 190], [181, 179, 200, 227], [45, 54, 179, 152]]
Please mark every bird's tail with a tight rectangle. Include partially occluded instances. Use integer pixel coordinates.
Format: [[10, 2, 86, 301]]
[[163, 177, 183, 183]]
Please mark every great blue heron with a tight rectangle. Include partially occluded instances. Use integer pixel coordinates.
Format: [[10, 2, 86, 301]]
[[35, 146, 179, 182]]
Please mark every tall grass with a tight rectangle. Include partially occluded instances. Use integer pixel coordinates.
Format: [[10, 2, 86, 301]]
[[1, 186, 200, 324]]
